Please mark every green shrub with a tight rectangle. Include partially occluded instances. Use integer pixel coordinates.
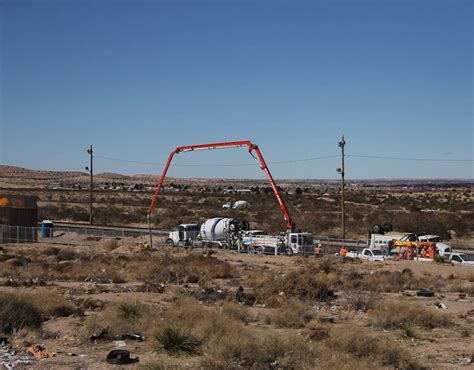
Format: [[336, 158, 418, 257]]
[[154, 325, 200, 355]]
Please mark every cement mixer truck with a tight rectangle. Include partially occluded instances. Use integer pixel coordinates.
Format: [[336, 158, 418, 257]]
[[147, 140, 316, 255], [166, 217, 249, 248]]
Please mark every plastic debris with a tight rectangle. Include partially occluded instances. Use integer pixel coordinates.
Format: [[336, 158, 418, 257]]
[[416, 289, 434, 297], [90, 329, 111, 342], [26, 344, 55, 359], [0, 348, 32, 368], [106, 350, 139, 365], [119, 334, 144, 342], [114, 341, 127, 348], [435, 302, 447, 310]]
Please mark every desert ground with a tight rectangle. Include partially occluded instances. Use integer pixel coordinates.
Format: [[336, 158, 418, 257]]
[[0, 239, 473, 369], [0, 165, 472, 244], [0, 166, 473, 369]]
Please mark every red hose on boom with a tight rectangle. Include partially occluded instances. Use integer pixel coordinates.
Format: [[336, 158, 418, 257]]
[[147, 141, 295, 237]]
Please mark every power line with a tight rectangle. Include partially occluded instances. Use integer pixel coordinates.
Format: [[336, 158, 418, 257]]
[[347, 154, 473, 162], [95, 154, 340, 167], [95, 153, 473, 168]]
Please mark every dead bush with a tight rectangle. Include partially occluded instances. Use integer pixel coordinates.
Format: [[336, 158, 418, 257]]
[[160, 297, 316, 368], [266, 298, 313, 328], [84, 299, 152, 338], [256, 268, 336, 303], [219, 302, 250, 323], [318, 255, 337, 273], [203, 328, 316, 369], [141, 252, 235, 284], [347, 269, 422, 293], [368, 299, 451, 330], [0, 293, 43, 334], [14, 291, 77, 318], [344, 289, 380, 312], [308, 325, 329, 341], [327, 325, 422, 369], [102, 239, 120, 251]]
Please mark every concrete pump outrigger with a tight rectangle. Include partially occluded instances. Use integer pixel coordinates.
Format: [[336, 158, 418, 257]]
[[146, 140, 297, 251]]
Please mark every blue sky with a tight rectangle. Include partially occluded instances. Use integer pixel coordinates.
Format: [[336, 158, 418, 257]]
[[1, 0, 472, 179]]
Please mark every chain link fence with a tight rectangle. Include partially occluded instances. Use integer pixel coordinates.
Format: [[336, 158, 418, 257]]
[[1, 224, 471, 252], [0, 224, 167, 245]]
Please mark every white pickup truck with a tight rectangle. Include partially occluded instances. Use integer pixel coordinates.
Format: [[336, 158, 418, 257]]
[[446, 253, 474, 266], [346, 248, 386, 262]]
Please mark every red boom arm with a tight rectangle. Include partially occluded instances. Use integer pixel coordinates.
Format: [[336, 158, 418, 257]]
[[147, 140, 295, 230]]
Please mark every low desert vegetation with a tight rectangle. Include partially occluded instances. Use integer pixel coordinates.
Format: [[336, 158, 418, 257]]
[[326, 325, 423, 369], [0, 241, 471, 368], [266, 298, 313, 328], [0, 290, 77, 335], [26, 183, 473, 240], [0, 293, 43, 334], [369, 299, 452, 330], [154, 325, 201, 355]]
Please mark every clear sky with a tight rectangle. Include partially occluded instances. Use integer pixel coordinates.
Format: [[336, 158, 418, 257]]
[[1, 0, 472, 179]]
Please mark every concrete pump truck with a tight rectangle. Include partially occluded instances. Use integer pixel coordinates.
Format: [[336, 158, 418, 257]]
[[146, 140, 315, 255]]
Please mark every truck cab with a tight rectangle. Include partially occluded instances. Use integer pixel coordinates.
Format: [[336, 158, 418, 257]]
[[287, 232, 314, 255], [166, 224, 200, 246], [417, 234, 451, 256], [448, 253, 474, 266]]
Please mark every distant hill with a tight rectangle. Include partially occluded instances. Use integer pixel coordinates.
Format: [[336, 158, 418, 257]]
[[0, 165, 472, 188]]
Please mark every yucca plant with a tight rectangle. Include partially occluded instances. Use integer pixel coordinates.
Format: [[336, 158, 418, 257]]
[[154, 325, 200, 355]]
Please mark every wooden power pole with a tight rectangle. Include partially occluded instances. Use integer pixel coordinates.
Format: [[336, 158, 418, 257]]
[[337, 136, 346, 239], [86, 145, 93, 224]]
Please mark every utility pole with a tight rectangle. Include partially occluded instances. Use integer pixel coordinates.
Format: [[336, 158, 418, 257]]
[[86, 145, 93, 225], [337, 136, 346, 239]]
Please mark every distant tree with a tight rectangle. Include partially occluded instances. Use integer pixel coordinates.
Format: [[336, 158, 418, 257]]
[[295, 187, 303, 195]]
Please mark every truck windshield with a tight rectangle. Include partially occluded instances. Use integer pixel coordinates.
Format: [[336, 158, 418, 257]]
[[297, 235, 313, 245]]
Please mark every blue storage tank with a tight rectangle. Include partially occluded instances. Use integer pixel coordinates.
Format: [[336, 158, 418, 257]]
[[41, 220, 53, 238]]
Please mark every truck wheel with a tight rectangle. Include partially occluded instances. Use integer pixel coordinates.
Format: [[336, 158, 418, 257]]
[[372, 224, 384, 234], [383, 223, 393, 232], [166, 239, 174, 246]]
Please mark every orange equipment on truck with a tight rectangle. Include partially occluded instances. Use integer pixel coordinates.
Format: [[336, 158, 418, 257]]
[[393, 241, 436, 261]]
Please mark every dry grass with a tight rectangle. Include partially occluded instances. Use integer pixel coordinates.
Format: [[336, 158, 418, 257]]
[[140, 252, 236, 285], [345, 268, 424, 292], [218, 301, 251, 323], [155, 297, 317, 367], [368, 299, 452, 330], [266, 298, 313, 328], [255, 267, 336, 304], [326, 325, 423, 369], [343, 288, 380, 312], [101, 238, 120, 251], [154, 325, 201, 355], [0, 293, 42, 334], [84, 299, 153, 338], [20, 291, 77, 318]]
